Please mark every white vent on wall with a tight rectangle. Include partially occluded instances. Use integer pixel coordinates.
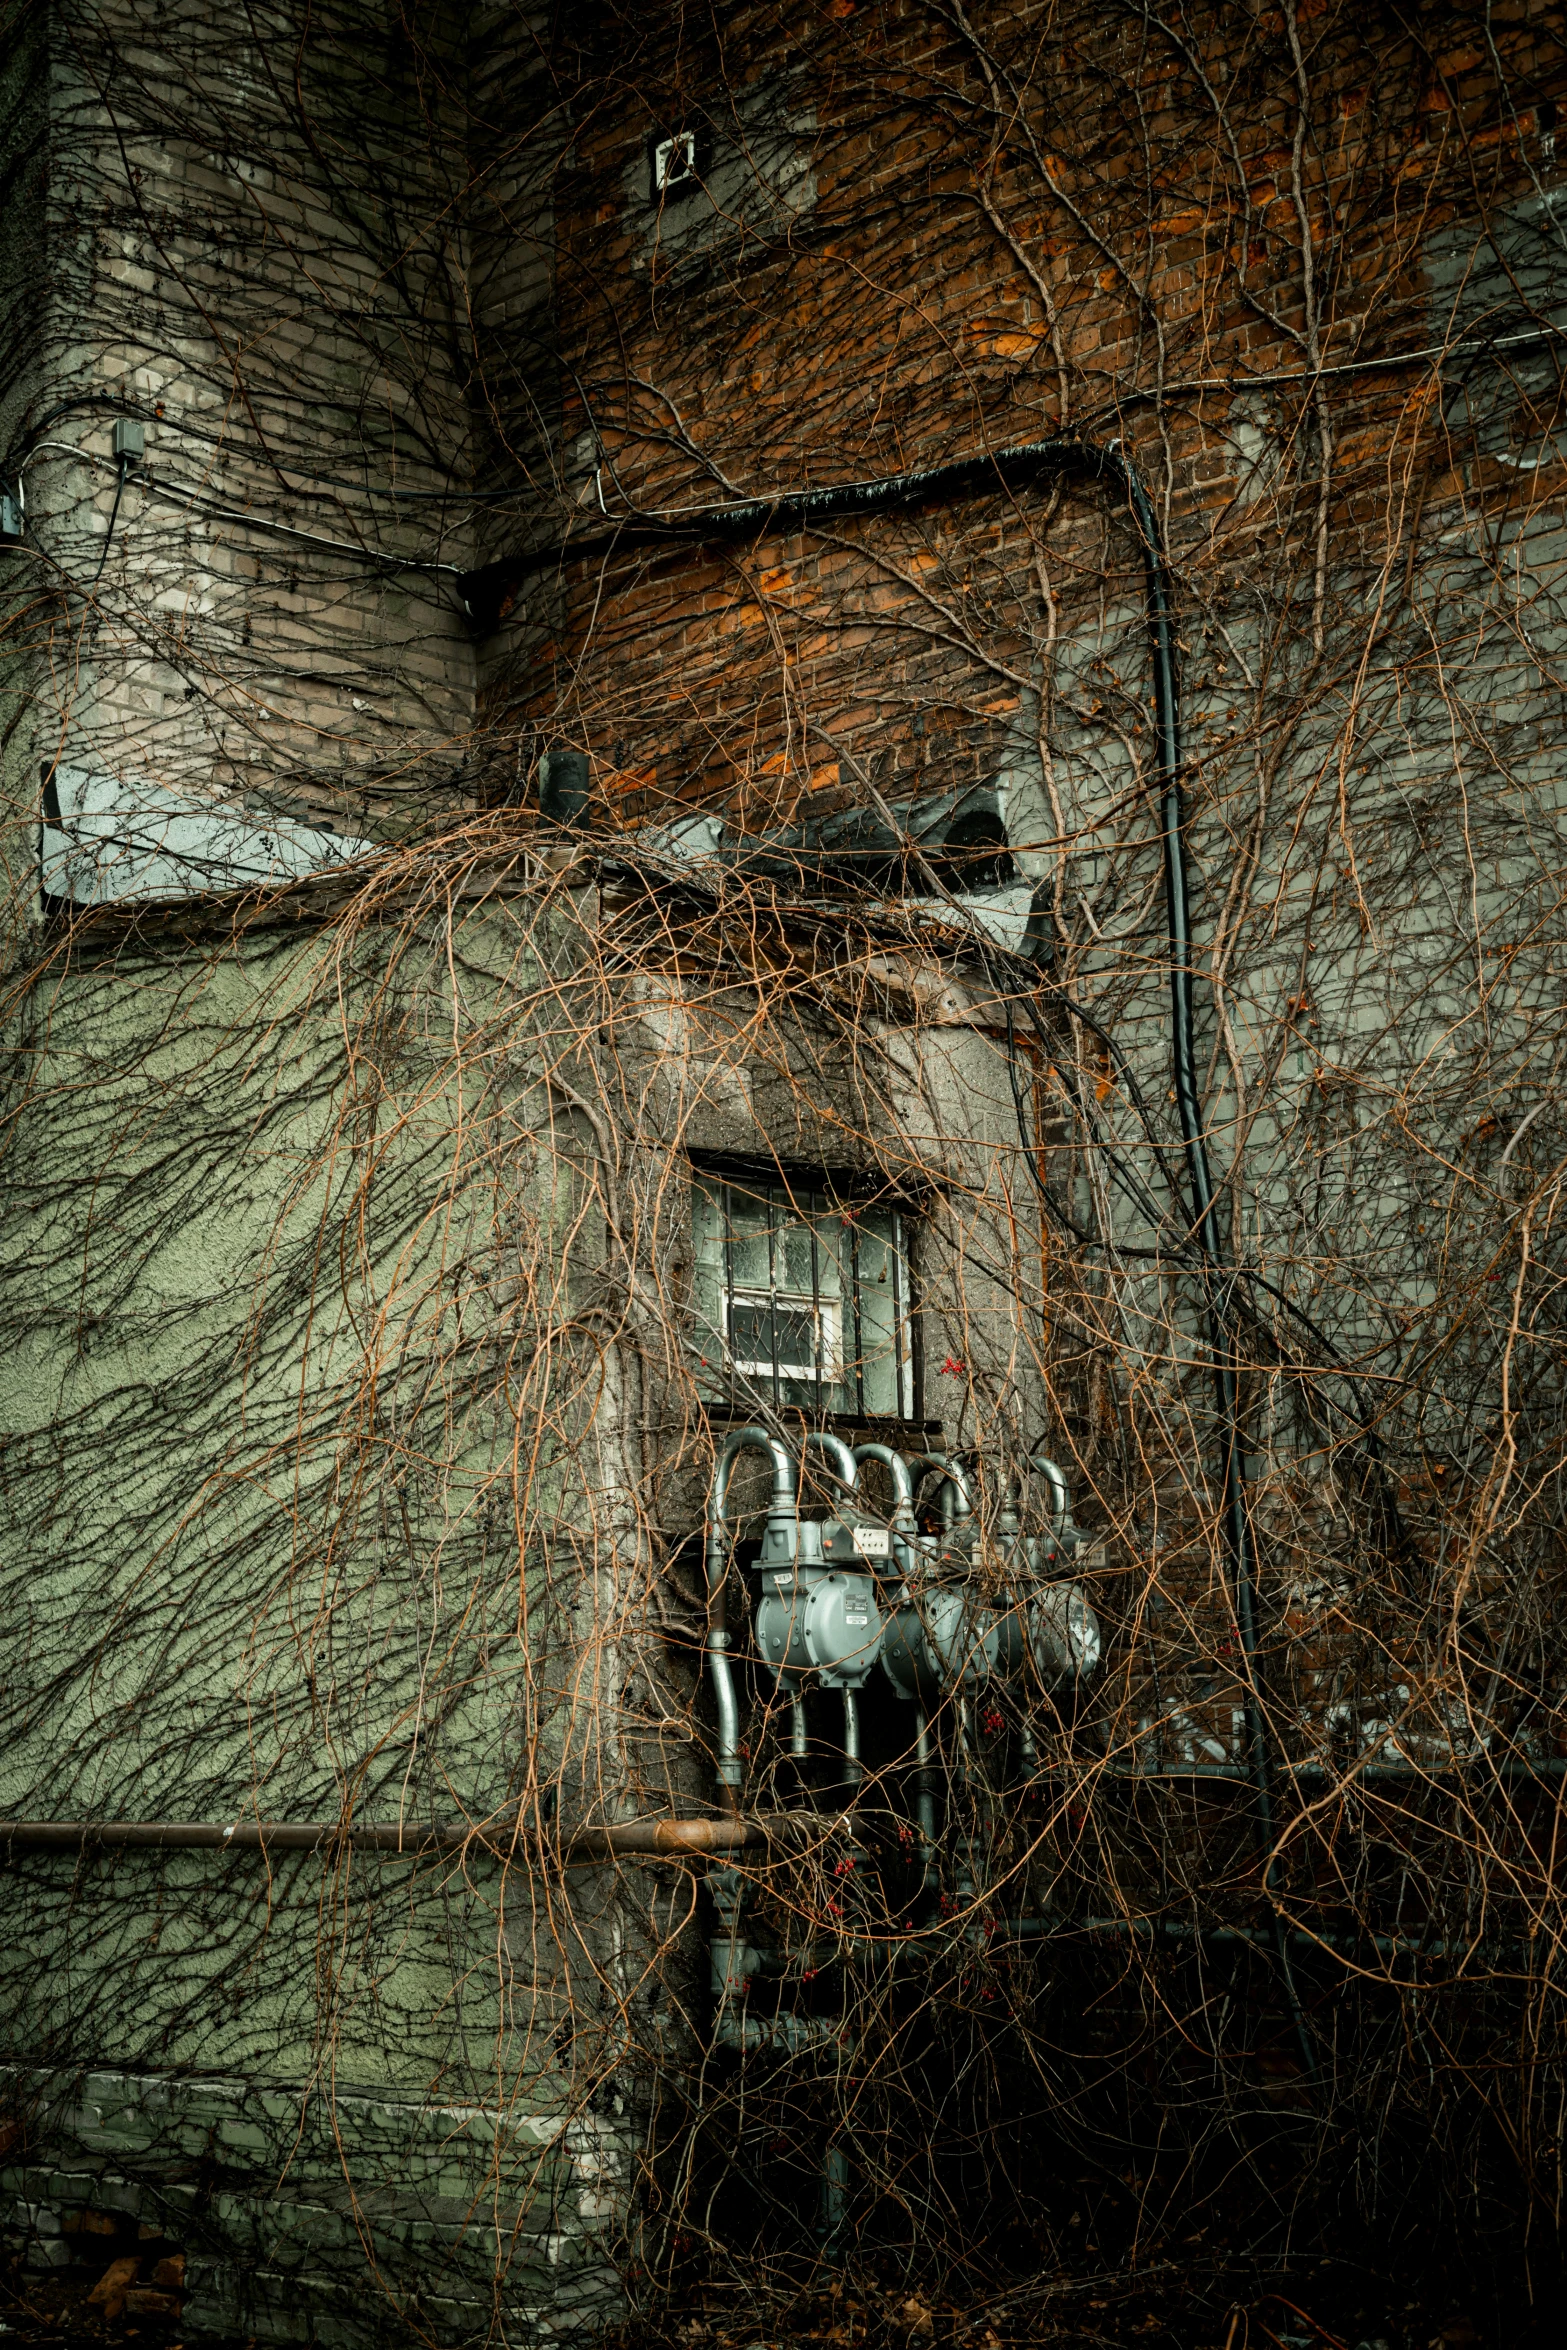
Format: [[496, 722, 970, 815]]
[[40, 766, 378, 907], [650, 130, 699, 199]]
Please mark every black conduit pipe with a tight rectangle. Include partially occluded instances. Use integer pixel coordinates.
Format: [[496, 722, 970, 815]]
[[1116, 460, 1317, 2089], [463, 437, 1315, 2083], [458, 439, 1113, 628]]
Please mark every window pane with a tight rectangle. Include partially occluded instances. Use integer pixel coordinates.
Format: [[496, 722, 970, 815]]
[[726, 1188, 772, 1291], [730, 1296, 826, 1378], [852, 1209, 912, 1417], [777, 1205, 817, 1296], [690, 1172, 912, 1420], [814, 1211, 849, 1298], [691, 1178, 728, 1373]]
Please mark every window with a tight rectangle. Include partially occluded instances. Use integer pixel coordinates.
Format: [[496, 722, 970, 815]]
[[691, 1172, 914, 1421]]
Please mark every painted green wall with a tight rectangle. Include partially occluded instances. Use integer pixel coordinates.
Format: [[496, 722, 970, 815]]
[[0, 893, 635, 2341]]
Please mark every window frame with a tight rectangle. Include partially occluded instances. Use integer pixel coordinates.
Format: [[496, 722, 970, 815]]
[[689, 1154, 926, 1431]]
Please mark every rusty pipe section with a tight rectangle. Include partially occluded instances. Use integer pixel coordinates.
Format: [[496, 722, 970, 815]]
[[0, 1814, 834, 1864]]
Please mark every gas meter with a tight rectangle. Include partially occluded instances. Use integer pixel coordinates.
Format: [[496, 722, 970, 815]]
[[994, 1580, 1101, 1685], [880, 1579, 999, 1701], [755, 1567, 884, 1691]]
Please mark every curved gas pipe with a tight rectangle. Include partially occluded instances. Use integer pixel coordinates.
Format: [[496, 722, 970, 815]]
[[705, 1427, 799, 1800], [893, 1452, 1082, 1875], [805, 1427, 860, 1494], [899, 1450, 974, 1534], [1029, 1456, 1072, 1542], [804, 1430, 863, 1779], [883, 1449, 981, 1873], [849, 1440, 918, 1565], [853, 1445, 937, 1894]]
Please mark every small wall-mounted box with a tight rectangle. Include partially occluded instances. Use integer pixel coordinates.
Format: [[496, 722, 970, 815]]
[[0, 481, 22, 546], [111, 419, 145, 465], [649, 128, 702, 203]]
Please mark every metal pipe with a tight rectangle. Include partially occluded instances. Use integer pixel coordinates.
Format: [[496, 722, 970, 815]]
[[1029, 1457, 1071, 1539], [818, 2142, 850, 2258], [0, 1814, 821, 1863], [850, 1442, 914, 1517], [790, 1698, 809, 1759], [460, 436, 1136, 636], [900, 1451, 973, 1531], [714, 2011, 845, 2055], [996, 1914, 1542, 1962], [803, 1428, 859, 1496], [706, 1428, 798, 1797], [850, 1439, 918, 1560], [841, 1688, 862, 1790], [913, 1706, 937, 1896]]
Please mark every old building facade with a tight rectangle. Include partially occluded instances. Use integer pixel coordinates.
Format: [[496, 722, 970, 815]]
[[3, 2, 1567, 2343]]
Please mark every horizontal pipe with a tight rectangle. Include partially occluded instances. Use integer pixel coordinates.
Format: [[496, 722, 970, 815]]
[[0, 1813, 839, 1864], [459, 437, 1113, 631], [1099, 1760, 1567, 1784], [1000, 1915, 1539, 1961]]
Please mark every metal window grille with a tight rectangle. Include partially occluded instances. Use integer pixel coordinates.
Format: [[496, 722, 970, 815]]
[[691, 1176, 914, 1420]]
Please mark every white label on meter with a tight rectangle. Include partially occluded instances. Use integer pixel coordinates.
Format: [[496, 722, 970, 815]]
[[844, 1610, 869, 1627], [856, 1528, 892, 1559]]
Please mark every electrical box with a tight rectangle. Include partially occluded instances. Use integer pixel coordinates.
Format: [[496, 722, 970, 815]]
[[111, 419, 145, 466], [0, 483, 22, 546]]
